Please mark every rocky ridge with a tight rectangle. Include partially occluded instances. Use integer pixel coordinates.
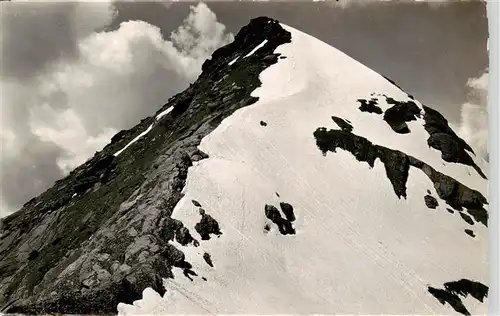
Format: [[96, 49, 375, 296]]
[[0, 17, 291, 314]]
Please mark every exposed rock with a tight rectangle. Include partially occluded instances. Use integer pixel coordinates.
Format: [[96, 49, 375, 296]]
[[428, 286, 471, 315], [428, 279, 488, 315], [357, 98, 383, 114], [459, 212, 474, 226], [422, 105, 486, 179], [0, 16, 292, 314], [202, 252, 214, 267], [331, 116, 353, 133], [444, 279, 488, 302], [382, 97, 421, 134], [424, 195, 439, 209], [264, 204, 295, 235], [464, 229, 475, 238], [279, 202, 296, 222], [194, 212, 222, 240], [264, 223, 271, 233], [175, 227, 197, 246], [313, 127, 488, 226]]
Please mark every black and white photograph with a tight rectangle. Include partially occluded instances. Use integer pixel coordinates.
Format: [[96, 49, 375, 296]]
[[0, 0, 493, 314]]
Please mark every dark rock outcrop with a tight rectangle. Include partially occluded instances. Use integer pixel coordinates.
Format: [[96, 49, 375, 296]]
[[313, 126, 488, 226], [357, 98, 383, 114], [428, 279, 488, 315], [264, 204, 295, 235], [459, 212, 474, 226], [279, 202, 296, 222], [382, 97, 421, 134], [424, 195, 439, 209], [331, 116, 353, 133], [422, 105, 486, 179], [464, 229, 475, 238], [203, 252, 214, 267], [194, 210, 223, 241]]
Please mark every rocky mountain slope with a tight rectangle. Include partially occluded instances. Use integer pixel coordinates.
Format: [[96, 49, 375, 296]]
[[0, 17, 489, 315]]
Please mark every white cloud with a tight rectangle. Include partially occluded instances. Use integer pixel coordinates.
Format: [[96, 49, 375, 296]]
[[324, 0, 485, 8], [456, 70, 489, 161], [29, 106, 118, 173], [0, 2, 233, 217]]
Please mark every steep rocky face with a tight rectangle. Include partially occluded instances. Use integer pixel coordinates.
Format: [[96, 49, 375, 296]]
[[0, 17, 291, 314]]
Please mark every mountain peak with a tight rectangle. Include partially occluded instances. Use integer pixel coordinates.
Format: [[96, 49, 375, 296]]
[[201, 16, 289, 74], [0, 18, 488, 316]]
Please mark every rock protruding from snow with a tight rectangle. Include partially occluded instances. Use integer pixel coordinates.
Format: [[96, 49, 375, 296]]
[[428, 279, 488, 316]]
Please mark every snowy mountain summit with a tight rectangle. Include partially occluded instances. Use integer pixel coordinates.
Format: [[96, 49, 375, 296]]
[[0, 17, 489, 315]]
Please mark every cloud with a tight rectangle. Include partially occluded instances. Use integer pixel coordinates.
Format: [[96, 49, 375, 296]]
[[0, 2, 233, 218], [323, 0, 485, 9], [0, 1, 116, 81], [456, 70, 489, 161]]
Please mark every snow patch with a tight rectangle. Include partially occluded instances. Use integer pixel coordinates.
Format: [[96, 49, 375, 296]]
[[114, 106, 174, 156], [228, 56, 239, 66], [155, 106, 174, 121], [114, 124, 153, 157], [244, 39, 268, 58]]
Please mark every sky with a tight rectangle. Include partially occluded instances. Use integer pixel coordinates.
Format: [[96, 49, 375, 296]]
[[0, 0, 489, 218]]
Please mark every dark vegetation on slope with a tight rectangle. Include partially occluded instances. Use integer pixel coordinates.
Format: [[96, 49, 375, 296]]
[[313, 125, 488, 230], [1, 16, 291, 314], [428, 279, 488, 315]]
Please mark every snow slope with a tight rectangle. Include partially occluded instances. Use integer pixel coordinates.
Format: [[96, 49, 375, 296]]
[[118, 24, 488, 315]]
